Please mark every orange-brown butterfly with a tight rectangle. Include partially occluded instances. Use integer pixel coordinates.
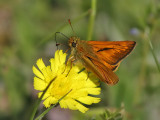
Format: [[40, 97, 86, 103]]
[[56, 20, 136, 85]]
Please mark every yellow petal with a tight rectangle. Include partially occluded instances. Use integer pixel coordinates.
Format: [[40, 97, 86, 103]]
[[34, 77, 46, 91], [88, 74, 99, 84], [43, 96, 53, 108], [59, 99, 68, 108], [41, 66, 54, 82], [49, 97, 58, 105], [85, 79, 100, 87], [65, 99, 77, 110], [59, 50, 67, 64], [50, 58, 56, 73], [77, 70, 88, 79], [38, 92, 50, 100], [54, 50, 60, 70], [85, 88, 101, 95], [32, 66, 44, 80], [43, 96, 58, 107], [36, 58, 46, 71], [76, 102, 88, 113], [77, 96, 101, 105], [71, 89, 88, 98]]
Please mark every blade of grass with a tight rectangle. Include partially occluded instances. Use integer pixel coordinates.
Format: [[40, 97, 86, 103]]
[[144, 28, 160, 73], [37, 10, 91, 47], [35, 89, 72, 120], [134, 31, 149, 105], [29, 77, 57, 120], [87, 0, 97, 41]]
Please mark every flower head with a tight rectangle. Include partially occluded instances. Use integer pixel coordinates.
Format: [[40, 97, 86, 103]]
[[33, 50, 101, 113]]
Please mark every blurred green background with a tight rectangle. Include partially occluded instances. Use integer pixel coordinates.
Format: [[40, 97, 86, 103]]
[[0, 0, 160, 120]]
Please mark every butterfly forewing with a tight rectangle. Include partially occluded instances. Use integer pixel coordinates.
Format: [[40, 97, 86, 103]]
[[87, 41, 136, 65]]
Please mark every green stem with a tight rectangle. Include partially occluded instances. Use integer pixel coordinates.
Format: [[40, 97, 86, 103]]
[[35, 90, 72, 120], [29, 77, 57, 120], [134, 33, 148, 104], [29, 99, 41, 120], [149, 42, 160, 72], [37, 10, 90, 47], [87, 0, 97, 41], [144, 30, 160, 73], [134, 27, 160, 104]]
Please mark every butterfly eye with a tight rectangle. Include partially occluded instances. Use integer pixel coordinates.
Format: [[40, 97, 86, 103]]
[[72, 42, 77, 47]]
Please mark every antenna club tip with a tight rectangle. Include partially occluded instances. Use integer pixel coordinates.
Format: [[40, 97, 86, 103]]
[[56, 43, 60, 46], [68, 19, 71, 24], [68, 19, 76, 35]]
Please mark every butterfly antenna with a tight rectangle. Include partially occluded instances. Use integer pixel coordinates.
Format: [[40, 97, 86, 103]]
[[68, 19, 76, 36], [55, 32, 69, 49]]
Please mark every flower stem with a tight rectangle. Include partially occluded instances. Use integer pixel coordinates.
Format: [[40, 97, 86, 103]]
[[35, 89, 72, 120], [87, 0, 97, 41], [29, 98, 41, 120], [29, 77, 57, 120], [144, 28, 160, 73]]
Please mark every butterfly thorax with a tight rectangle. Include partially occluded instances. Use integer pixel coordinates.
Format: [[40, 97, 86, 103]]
[[68, 36, 81, 57], [68, 36, 80, 48], [68, 36, 98, 61]]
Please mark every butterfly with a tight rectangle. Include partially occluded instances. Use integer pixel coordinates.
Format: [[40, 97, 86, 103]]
[[68, 36, 136, 85], [56, 20, 136, 85]]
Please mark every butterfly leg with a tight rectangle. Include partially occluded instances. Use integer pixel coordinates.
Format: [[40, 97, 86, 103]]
[[62, 56, 75, 74], [65, 48, 70, 53], [66, 57, 75, 77], [85, 69, 91, 80], [86, 71, 89, 80]]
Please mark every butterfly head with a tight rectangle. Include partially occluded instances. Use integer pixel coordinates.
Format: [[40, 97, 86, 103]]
[[68, 36, 80, 48]]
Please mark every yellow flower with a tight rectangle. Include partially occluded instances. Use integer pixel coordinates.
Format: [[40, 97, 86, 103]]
[[33, 50, 101, 113]]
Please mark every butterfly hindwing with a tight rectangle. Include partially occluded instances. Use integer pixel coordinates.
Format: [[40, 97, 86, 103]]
[[81, 54, 119, 85]]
